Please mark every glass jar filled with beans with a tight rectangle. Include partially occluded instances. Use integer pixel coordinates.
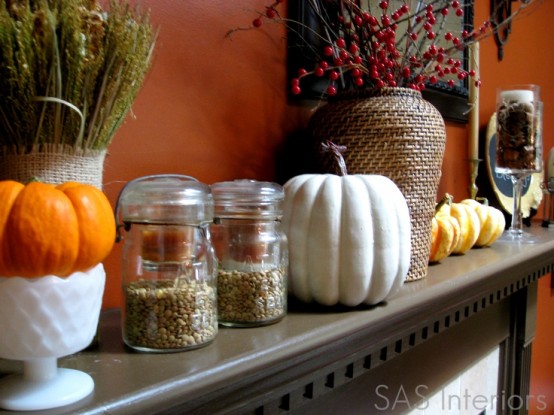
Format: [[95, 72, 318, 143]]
[[116, 175, 217, 352], [211, 180, 288, 327]]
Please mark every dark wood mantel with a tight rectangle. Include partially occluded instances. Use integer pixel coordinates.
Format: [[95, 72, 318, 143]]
[[1, 227, 553, 415]]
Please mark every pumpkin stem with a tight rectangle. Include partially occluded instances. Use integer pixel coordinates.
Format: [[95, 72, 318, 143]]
[[476, 196, 489, 206], [321, 141, 348, 176], [435, 193, 453, 213]]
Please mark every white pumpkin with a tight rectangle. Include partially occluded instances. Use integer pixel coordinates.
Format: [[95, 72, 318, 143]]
[[282, 174, 411, 307]]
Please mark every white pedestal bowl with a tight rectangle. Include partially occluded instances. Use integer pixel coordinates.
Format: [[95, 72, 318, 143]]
[[0, 264, 105, 411]]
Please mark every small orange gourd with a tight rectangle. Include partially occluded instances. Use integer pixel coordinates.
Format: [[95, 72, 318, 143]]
[[0, 180, 116, 278], [429, 195, 460, 263]]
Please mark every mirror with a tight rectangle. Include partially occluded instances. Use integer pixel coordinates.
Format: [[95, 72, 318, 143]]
[[287, 0, 474, 123]]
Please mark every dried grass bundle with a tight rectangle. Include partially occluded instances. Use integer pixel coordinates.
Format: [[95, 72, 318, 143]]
[[0, 0, 157, 154]]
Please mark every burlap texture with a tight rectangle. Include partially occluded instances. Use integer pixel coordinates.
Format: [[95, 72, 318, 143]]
[[0, 144, 106, 189]]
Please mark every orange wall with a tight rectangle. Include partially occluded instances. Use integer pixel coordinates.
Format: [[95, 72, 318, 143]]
[[101, 0, 553, 409]]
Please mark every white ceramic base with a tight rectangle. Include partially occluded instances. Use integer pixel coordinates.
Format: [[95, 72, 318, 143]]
[[0, 359, 93, 411], [0, 264, 105, 411]]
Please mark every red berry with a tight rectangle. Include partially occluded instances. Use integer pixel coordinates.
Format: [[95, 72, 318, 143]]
[[456, 9, 463, 17], [291, 85, 301, 95], [323, 46, 334, 56], [315, 67, 324, 77], [379, 1, 388, 10], [252, 18, 262, 28], [354, 77, 364, 87], [298, 68, 308, 76], [326, 85, 337, 95], [329, 71, 339, 81], [452, 0, 460, 8], [266, 8, 276, 18], [336, 38, 346, 49]]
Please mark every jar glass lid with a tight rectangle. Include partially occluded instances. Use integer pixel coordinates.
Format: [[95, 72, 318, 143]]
[[211, 179, 284, 219], [117, 174, 213, 225]]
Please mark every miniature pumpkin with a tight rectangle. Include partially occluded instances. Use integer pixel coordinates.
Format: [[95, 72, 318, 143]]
[[461, 198, 505, 247], [0, 180, 116, 278], [282, 173, 411, 306], [450, 201, 481, 254], [429, 195, 460, 263]]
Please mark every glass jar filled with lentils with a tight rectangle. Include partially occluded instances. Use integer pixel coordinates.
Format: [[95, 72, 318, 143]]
[[116, 175, 217, 352], [211, 180, 288, 327]]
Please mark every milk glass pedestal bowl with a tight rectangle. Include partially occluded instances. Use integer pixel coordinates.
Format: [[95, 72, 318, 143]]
[[0, 264, 105, 411]]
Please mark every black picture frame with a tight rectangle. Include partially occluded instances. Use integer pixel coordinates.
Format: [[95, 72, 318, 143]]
[[286, 0, 474, 124]]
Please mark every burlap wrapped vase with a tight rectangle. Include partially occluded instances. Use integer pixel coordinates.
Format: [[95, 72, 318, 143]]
[[309, 87, 446, 282], [0, 144, 106, 190]]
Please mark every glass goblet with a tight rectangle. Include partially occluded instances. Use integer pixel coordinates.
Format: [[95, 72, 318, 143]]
[[495, 84, 543, 243]]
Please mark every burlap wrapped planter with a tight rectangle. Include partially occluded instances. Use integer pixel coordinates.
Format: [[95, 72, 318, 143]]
[[309, 87, 446, 282], [0, 144, 106, 189]]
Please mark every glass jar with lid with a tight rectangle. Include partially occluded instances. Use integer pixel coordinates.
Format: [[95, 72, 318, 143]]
[[211, 179, 287, 327], [115, 174, 217, 352]]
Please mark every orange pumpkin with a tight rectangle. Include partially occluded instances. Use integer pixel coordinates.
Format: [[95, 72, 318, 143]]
[[0, 180, 115, 277]]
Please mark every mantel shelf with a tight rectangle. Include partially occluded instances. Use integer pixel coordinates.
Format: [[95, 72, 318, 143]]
[[1, 227, 553, 415]]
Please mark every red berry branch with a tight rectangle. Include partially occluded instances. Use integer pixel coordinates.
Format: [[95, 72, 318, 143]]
[[229, 0, 538, 96]]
